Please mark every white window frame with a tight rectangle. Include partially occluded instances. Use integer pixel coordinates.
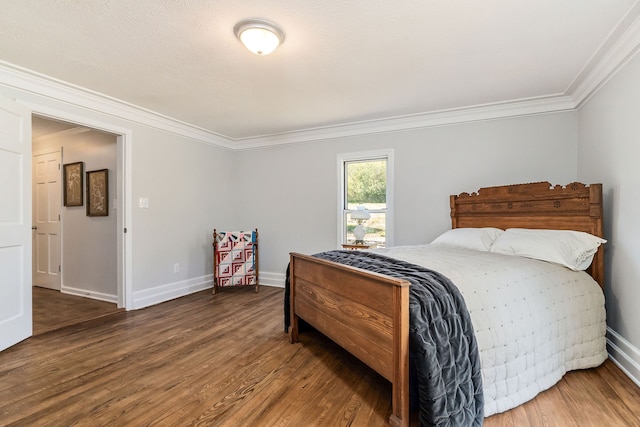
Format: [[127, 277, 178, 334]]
[[337, 149, 394, 247]]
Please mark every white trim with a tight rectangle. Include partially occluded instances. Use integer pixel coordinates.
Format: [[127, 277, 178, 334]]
[[233, 96, 575, 149], [0, 61, 234, 149], [61, 285, 118, 304], [337, 149, 394, 248], [21, 101, 134, 310], [0, 55, 629, 151], [259, 271, 286, 288], [572, 5, 640, 108], [607, 326, 640, 388], [1, 11, 639, 151], [261, 283, 285, 289], [0, 61, 577, 150], [131, 271, 285, 310], [118, 133, 133, 310], [132, 275, 213, 310], [386, 151, 395, 247]]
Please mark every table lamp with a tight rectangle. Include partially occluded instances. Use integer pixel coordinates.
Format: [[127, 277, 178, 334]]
[[351, 206, 371, 244]]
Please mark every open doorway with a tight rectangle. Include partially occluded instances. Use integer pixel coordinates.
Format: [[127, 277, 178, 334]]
[[31, 115, 122, 334]]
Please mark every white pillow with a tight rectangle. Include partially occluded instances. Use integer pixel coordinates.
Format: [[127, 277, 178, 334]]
[[489, 228, 606, 271], [430, 227, 504, 252]]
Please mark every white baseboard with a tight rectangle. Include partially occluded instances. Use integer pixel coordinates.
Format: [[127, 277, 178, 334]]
[[61, 285, 118, 304], [259, 271, 286, 288], [607, 327, 640, 388], [132, 274, 214, 310], [130, 270, 286, 310]]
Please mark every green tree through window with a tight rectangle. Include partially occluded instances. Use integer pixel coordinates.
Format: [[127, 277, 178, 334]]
[[340, 152, 392, 247], [346, 160, 386, 206]]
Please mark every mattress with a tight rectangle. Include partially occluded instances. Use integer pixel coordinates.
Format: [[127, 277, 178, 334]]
[[372, 244, 607, 417]]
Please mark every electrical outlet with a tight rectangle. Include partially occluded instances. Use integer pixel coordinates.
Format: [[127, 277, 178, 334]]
[[138, 197, 149, 208], [173, 263, 179, 273]]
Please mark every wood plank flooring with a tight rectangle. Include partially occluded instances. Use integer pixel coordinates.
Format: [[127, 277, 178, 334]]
[[32, 286, 122, 335], [2, 286, 639, 426]]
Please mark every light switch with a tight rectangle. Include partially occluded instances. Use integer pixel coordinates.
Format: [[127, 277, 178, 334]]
[[138, 197, 149, 208]]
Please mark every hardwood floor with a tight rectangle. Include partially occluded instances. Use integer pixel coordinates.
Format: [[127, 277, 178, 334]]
[[2, 287, 639, 426], [32, 286, 122, 335]]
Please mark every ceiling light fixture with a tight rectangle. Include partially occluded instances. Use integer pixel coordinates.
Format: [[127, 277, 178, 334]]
[[234, 19, 284, 56]]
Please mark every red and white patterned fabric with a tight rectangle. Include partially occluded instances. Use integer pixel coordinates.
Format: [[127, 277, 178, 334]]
[[215, 231, 257, 287]]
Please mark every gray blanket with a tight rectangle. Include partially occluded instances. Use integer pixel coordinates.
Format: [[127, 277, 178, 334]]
[[311, 250, 483, 427]]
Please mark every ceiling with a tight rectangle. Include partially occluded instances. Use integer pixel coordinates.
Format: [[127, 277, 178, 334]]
[[2, 1, 640, 146]]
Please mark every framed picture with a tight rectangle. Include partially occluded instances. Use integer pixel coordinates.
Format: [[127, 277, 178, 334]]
[[86, 169, 109, 217], [63, 162, 84, 207]]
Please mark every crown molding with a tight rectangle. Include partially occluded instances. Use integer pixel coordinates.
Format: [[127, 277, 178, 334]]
[[3, 18, 639, 154], [0, 61, 576, 152], [0, 61, 236, 149], [229, 95, 576, 150], [570, 2, 640, 108]]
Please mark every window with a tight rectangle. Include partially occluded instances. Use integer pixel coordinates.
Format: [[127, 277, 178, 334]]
[[338, 149, 394, 248]]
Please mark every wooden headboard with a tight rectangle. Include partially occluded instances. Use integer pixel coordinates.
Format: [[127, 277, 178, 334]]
[[450, 181, 604, 288]]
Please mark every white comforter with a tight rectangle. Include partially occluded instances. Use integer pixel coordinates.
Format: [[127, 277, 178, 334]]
[[372, 244, 607, 417]]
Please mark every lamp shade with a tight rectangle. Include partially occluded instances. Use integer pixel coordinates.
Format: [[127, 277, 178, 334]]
[[234, 19, 284, 55], [351, 206, 371, 221]]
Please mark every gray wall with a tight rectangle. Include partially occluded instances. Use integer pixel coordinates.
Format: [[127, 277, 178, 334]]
[[578, 51, 640, 358], [235, 112, 579, 278], [131, 129, 235, 293]]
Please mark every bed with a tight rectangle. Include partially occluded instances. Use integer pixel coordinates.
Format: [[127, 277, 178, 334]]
[[288, 181, 606, 427]]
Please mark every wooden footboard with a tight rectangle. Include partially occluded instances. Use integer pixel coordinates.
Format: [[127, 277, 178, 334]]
[[289, 253, 410, 427]]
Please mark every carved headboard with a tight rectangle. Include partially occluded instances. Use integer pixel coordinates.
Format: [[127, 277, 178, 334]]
[[450, 182, 604, 288]]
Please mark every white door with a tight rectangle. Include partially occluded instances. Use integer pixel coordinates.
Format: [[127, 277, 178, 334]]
[[32, 150, 61, 290], [0, 97, 32, 351]]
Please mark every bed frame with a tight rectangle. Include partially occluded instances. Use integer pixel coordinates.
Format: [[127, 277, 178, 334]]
[[288, 181, 604, 427]]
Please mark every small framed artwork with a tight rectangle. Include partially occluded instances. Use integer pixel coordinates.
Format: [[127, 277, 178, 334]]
[[63, 162, 84, 207], [86, 169, 109, 217]]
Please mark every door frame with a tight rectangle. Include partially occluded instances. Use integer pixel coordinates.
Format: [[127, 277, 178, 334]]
[[24, 102, 133, 309]]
